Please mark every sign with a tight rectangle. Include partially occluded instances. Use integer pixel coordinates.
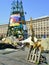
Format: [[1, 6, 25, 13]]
[[10, 14, 21, 24]]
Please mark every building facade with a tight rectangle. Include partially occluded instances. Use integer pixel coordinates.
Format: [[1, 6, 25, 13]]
[[26, 16, 49, 38], [0, 24, 8, 37], [0, 16, 49, 38]]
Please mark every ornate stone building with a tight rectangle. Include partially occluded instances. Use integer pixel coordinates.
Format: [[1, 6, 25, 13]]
[[0, 16, 49, 38]]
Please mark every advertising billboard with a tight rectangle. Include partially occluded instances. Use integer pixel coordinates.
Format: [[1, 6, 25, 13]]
[[10, 14, 21, 26]]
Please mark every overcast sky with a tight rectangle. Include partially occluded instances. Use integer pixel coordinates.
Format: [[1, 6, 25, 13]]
[[0, 0, 49, 24]]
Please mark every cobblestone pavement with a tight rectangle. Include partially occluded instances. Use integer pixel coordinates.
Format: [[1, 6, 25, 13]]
[[0, 48, 49, 65]]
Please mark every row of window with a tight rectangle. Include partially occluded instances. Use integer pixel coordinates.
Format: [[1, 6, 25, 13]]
[[35, 34, 49, 38]]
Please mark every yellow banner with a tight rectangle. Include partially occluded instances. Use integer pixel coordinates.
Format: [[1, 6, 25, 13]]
[[10, 23, 20, 26]]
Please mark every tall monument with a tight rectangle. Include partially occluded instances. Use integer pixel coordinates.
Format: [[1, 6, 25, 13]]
[[7, 0, 28, 40]]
